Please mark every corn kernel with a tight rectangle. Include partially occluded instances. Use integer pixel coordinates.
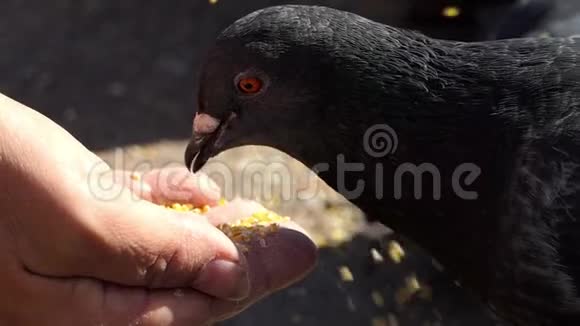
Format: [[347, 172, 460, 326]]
[[215, 211, 288, 250], [338, 266, 354, 282], [164, 202, 289, 253], [442, 6, 461, 18], [387, 240, 405, 264], [165, 203, 195, 212], [395, 275, 421, 305], [371, 290, 385, 307], [406, 275, 421, 292], [370, 248, 384, 264]]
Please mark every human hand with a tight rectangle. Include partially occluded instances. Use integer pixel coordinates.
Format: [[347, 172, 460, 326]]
[[0, 93, 317, 325]]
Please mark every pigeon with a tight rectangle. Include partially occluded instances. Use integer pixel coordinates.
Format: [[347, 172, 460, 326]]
[[185, 5, 580, 325]]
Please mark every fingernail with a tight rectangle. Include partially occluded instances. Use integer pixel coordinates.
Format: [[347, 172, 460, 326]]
[[194, 259, 250, 300]]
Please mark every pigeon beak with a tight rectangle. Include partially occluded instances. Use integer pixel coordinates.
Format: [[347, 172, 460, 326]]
[[185, 112, 237, 172]]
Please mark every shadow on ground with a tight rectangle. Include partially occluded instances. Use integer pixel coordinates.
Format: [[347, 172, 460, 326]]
[[225, 233, 497, 326]]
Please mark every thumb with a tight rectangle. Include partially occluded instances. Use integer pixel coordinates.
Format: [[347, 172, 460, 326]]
[[65, 192, 250, 301], [102, 197, 249, 300]]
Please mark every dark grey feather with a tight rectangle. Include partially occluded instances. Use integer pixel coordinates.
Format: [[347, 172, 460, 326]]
[[187, 5, 580, 325]]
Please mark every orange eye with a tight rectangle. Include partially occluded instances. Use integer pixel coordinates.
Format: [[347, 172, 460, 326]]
[[237, 77, 263, 94]]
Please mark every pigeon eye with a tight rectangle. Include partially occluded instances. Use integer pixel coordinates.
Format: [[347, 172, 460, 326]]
[[237, 77, 263, 94]]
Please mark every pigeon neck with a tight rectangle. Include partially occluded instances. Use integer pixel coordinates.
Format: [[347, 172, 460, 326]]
[[302, 43, 530, 292], [289, 37, 556, 293], [310, 138, 512, 294]]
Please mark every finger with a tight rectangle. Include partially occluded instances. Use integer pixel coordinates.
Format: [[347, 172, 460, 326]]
[[212, 222, 318, 320], [99, 199, 250, 300], [15, 222, 315, 326], [199, 198, 318, 318], [92, 281, 218, 326], [113, 168, 221, 207], [12, 272, 218, 326], [107, 170, 153, 200], [203, 198, 266, 226], [141, 168, 221, 206], [191, 198, 318, 319], [39, 194, 251, 301]]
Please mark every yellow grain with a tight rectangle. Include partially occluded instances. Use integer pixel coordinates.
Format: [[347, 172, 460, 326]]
[[387, 240, 405, 264], [442, 6, 461, 18], [371, 290, 385, 307], [338, 266, 354, 282], [165, 202, 289, 253]]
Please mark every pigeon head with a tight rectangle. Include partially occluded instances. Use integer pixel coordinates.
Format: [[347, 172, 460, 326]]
[[186, 5, 437, 173], [187, 6, 354, 172]]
